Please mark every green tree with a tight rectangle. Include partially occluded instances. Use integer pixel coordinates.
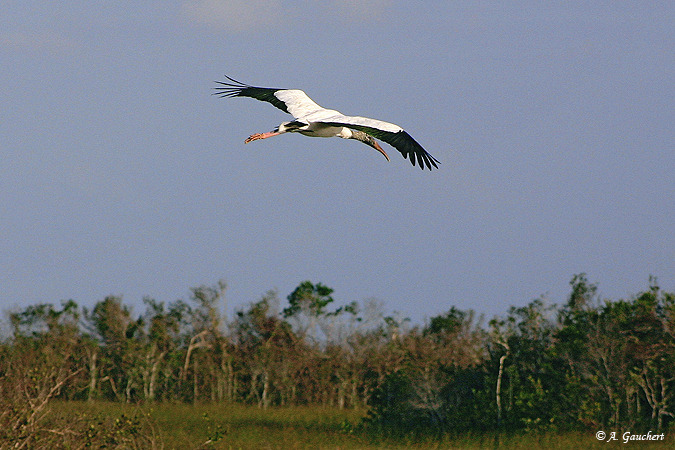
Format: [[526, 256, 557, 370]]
[[179, 282, 226, 402], [233, 292, 303, 407], [84, 296, 135, 401]]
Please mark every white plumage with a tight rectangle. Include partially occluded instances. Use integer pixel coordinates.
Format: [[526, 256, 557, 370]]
[[214, 76, 440, 170]]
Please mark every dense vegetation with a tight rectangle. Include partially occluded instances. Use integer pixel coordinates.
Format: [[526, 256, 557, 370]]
[[1, 274, 674, 447]]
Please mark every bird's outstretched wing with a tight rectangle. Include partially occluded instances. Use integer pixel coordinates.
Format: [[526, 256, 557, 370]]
[[215, 76, 440, 170], [214, 76, 323, 119], [318, 115, 440, 170]]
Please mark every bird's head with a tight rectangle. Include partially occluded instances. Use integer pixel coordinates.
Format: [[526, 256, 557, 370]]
[[351, 130, 390, 162]]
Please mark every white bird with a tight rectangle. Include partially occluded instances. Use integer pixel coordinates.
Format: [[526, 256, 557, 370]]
[[214, 76, 440, 170]]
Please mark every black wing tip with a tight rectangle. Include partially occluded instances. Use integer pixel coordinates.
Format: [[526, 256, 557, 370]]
[[213, 75, 251, 98], [408, 153, 440, 170], [213, 75, 290, 114], [398, 131, 440, 170], [423, 153, 441, 170]]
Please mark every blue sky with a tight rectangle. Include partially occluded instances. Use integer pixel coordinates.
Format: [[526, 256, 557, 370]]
[[1, 2, 673, 325]]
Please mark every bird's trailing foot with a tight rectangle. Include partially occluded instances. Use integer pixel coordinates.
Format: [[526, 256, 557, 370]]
[[244, 131, 280, 144], [244, 133, 263, 143]]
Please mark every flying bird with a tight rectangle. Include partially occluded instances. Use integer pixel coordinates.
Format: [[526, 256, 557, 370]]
[[214, 76, 440, 170]]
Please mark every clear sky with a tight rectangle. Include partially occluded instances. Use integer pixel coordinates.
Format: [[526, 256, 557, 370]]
[[2, 2, 673, 325]]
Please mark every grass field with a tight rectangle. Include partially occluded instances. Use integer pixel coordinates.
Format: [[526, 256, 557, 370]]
[[45, 402, 673, 449]]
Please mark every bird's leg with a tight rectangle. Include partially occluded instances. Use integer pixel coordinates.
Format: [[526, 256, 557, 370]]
[[244, 130, 280, 144]]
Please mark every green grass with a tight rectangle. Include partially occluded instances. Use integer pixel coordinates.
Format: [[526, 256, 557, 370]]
[[149, 403, 368, 449], [49, 402, 372, 449], [46, 402, 675, 449]]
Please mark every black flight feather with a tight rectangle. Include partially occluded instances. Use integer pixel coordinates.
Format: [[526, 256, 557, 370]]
[[213, 76, 289, 114]]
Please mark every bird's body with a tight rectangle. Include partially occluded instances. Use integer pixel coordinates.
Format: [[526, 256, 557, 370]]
[[214, 76, 440, 170]]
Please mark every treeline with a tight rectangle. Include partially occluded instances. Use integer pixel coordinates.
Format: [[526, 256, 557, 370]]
[[1, 275, 674, 436]]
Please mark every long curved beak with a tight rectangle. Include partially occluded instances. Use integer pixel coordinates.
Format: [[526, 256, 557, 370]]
[[372, 141, 390, 161]]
